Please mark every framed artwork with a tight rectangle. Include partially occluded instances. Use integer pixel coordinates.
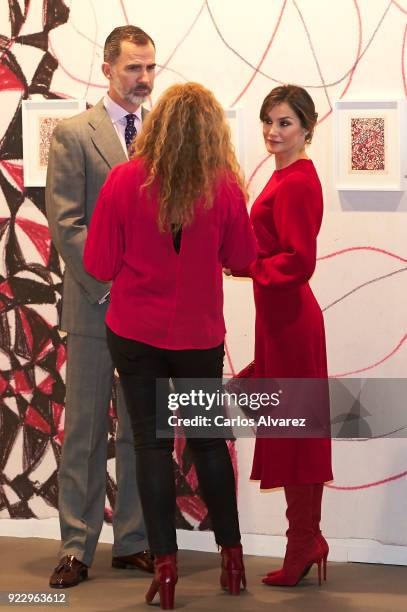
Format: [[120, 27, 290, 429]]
[[225, 108, 245, 171], [333, 100, 407, 191], [22, 98, 86, 187]]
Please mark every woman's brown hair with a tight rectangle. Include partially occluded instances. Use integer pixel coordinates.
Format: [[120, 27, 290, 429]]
[[132, 82, 246, 232], [260, 85, 318, 144]]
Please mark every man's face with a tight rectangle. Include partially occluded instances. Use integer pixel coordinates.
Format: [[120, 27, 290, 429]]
[[103, 40, 156, 110]]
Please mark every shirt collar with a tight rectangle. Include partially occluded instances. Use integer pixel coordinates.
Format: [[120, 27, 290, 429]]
[[104, 94, 142, 124]]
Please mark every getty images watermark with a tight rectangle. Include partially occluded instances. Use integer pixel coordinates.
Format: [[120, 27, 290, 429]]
[[166, 388, 306, 429], [156, 377, 407, 439], [155, 378, 332, 438]]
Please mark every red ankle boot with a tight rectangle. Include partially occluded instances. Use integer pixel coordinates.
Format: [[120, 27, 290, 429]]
[[220, 543, 246, 595], [145, 553, 178, 610], [262, 485, 324, 587]]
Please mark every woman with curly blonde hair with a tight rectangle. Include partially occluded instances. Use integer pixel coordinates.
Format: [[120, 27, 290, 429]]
[[133, 82, 247, 232], [84, 82, 256, 609]]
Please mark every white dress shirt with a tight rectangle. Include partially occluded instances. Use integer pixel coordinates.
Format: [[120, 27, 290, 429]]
[[103, 94, 142, 158]]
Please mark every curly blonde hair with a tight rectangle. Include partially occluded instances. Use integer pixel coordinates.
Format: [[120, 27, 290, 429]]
[[132, 82, 246, 232]]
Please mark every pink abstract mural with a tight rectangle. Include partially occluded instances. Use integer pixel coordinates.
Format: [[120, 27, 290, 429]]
[[0, 0, 406, 546]]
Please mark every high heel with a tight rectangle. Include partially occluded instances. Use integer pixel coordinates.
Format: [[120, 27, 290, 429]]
[[322, 549, 328, 581], [220, 543, 246, 595], [262, 540, 323, 587], [145, 553, 177, 610], [297, 532, 329, 581], [266, 532, 329, 580], [313, 483, 328, 582]]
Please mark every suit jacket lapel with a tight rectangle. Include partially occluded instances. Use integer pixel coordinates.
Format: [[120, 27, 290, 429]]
[[88, 99, 127, 168]]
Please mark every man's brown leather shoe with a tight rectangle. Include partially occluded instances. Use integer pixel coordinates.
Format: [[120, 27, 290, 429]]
[[112, 550, 154, 573], [49, 555, 88, 588]]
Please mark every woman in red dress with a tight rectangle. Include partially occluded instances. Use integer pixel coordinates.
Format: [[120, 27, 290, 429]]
[[230, 85, 333, 586]]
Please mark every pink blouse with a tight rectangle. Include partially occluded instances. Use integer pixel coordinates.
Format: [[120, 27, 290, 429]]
[[84, 158, 257, 350]]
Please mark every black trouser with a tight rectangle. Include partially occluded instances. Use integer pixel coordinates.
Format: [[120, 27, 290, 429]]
[[106, 327, 241, 556]]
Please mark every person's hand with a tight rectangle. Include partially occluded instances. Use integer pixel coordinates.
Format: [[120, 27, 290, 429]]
[[223, 268, 232, 276]]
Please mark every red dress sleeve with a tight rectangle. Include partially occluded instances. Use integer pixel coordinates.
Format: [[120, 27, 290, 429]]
[[83, 166, 125, 282], [235, 173, 320, 287], [219, 176, 257, 270]]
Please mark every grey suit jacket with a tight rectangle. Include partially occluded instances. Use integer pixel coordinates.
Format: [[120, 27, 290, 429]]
[[45, 98, 147, 338]]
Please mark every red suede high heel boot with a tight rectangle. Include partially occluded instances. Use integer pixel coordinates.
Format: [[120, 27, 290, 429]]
[[145, 553, 178, 610], [262, 485, 323, 587], [266, 482, 329, 582], [220, 543, 247, 595]]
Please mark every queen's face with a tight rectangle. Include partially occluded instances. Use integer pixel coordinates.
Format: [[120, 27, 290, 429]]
[[262, 102, 307, 161]]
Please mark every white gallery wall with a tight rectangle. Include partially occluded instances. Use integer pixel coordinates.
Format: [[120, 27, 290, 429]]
[[1, 0, 406, 561]]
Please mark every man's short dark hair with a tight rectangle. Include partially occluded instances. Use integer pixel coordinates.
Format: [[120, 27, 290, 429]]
[[104, 26, 155, 64]]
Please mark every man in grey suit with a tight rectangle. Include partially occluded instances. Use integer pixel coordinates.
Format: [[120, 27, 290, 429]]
[[45, 26, 156, 588]]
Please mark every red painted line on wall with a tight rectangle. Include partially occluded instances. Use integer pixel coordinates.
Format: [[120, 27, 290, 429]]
[[317, 246, 407, 264], [247, 154, 272, 190], [316, 0, 363, 126], [330, 333, 407, 378], [224, 339, 236, 377], [157, 1, 206, 76], [339, 0, 363, 98], [48, 38, 106, 88], [392, 0, 407, 15], [229, 0, 288, 107], [402, 23, 407, 97], [326, 469, 407, 490], [119, 0, 129, 24]]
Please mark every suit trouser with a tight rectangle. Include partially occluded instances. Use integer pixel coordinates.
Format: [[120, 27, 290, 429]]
[[106, 328, 241, 556], [58, 333, 148, 566]]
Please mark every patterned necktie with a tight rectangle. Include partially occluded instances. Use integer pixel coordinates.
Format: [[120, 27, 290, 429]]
[[125, 113, 137, 150]]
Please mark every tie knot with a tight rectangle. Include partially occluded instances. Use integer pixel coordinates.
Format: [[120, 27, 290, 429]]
[[124, 114, 137, 149], [125, 113, 136, 126]]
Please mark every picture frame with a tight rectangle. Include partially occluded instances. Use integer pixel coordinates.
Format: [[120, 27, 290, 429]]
[[22, 98, 86, 187], [333, 100, 407, 191], [225, 107, 245, 171]]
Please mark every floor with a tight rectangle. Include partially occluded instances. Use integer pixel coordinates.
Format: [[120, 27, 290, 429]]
[[0, 537, 406, 611]]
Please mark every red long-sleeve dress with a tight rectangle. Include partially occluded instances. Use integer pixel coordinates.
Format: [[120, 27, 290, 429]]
[[236, 158, 333, 488]]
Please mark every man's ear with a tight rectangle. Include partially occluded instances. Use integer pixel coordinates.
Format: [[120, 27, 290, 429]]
[[102, 62, 111, 80]]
